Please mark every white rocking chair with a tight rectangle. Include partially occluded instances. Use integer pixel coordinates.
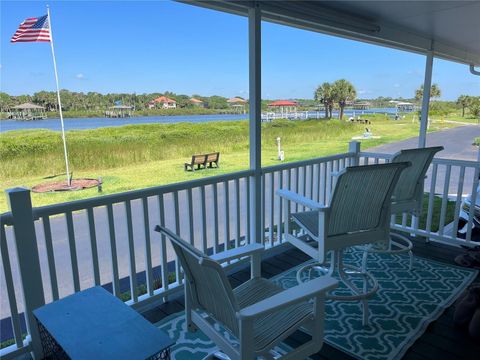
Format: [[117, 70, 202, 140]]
[[361, 146, 443, 271], [155, 226, 338, 360], [277, 162, 409, 326]]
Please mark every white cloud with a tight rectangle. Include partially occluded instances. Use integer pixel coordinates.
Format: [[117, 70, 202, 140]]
[[75, 73, 85, 80], [394, 83, 401, 88], [358, 89, 372, 95], [406, 69, 422, 77]]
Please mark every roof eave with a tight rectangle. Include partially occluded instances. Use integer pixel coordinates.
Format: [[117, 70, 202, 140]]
[[179, 0, 480, 66]]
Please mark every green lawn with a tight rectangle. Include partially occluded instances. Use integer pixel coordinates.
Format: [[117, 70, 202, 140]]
[[0, 114, 468, 212]]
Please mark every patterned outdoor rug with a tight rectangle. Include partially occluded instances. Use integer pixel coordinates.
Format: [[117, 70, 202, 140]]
[[157, 250, 477, 360]]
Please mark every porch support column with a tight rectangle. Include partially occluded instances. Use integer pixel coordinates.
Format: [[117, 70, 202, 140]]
[[248, 2, 262, 275], [418, 50, 434, 148]]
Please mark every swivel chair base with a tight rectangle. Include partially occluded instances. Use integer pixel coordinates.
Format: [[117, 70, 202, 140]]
[[296, 249, 379, 327], [362, 233, 413, 272]]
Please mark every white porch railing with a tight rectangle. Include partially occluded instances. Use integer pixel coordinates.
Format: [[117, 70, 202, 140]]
[[359, 151, 479, 247], [1, 142, 478, 359]]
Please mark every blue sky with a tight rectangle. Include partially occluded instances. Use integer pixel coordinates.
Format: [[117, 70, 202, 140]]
[[1, 0, 479, 100]]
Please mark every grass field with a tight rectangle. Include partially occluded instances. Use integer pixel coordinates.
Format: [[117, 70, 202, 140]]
[[0, 114, 468, 212]]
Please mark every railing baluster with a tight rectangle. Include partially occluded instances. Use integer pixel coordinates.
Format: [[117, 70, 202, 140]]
[[187, 188, 194, 245], [438, 165, 451, 235], [277, 170, 283, 244], [65, 211, 80, 292], [235, 178, 241, 247], [302, 166, 307, 210], [452, 166, 465, 239], [294, 167, 299, 213], [106, 204, 120, 297], [200, 186, 207, 252], [246, 178, 250, 244], [223, 181, 230, 249], [269, 173, 275, 246], [157, 194, 168, 294], [142, 198, 154, 297], [213, 184, 219, 253], [310, 164, 315, 200], [0, 225, 23, 348], [42, 216, 59, 300], [320, 162, 326, 205], [425, 164, 438, 235], [261, 174, 266, 244], [327, 161, 333, 203], [86, 208, 100, 286], [125, 200, 138, 302], [173, 191, 182, 284]]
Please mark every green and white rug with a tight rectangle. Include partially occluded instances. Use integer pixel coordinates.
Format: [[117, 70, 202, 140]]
[[157, 250, 477, 360]]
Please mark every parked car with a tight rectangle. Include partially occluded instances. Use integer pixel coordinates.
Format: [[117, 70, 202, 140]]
[[458, 183, 480, 240]]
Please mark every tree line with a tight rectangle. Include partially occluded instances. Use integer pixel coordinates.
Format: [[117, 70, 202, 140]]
[[1, 86, 478, 118], [0, 91, 235, 112]]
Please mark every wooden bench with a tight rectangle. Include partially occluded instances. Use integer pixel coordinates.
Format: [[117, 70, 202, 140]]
[[184, 154, 207, 171], [205, 152, 220, 168], [184, 152, 220, 171]]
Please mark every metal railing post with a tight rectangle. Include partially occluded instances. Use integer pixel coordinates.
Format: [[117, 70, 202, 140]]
[[248, 2, 262, 278], [349, 141, 361, 166], [419, 50, 434, 148], [6, 187, 45, 359]]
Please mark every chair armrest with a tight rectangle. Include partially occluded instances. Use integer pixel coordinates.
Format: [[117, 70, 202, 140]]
[[238, 276, 338, 319], [276, 189, 327, 211], [210, 243, 264, 263]]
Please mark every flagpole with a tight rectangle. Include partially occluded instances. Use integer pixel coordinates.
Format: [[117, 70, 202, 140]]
[[47, 5, 71, 186]]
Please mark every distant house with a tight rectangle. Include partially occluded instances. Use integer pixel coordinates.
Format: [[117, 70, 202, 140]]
[[189, 98, 204, 107], [148, 96, 177, 109], [227, 97, 247, 113]]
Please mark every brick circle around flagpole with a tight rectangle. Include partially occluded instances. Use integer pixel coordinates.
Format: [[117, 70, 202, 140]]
[[32, 178, 101, 193]]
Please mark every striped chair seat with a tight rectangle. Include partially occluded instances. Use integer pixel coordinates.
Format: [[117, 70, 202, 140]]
[[234, 278, 314, 352]]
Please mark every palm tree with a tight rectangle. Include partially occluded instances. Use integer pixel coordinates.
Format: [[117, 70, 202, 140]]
[[457, 95, 471, 117], [415, 84, 441, 101], [314, 82, 334, 118], [332, 79, 356, 120]]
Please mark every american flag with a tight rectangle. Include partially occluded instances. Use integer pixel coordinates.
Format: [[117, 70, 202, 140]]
[[11, 15, 51, 43]]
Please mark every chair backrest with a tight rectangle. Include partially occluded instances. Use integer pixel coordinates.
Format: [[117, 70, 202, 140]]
[[155, 226, 240, 335], [390, 146, 443, 212], [328, 162, 409, 236]]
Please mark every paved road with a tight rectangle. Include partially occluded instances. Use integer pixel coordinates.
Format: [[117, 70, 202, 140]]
[[365, 124, 480, 162], [2, 125, 479, 323], [364, 125, 480, 195]]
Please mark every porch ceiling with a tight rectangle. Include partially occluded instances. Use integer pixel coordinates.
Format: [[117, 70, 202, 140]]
[[183, 0, 480, 66]]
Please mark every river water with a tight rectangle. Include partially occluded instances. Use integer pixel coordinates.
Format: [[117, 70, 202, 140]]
[[0, 108, 401, 132]]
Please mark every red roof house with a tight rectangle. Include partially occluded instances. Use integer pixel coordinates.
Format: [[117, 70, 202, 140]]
[[149, 96, 177, 109]]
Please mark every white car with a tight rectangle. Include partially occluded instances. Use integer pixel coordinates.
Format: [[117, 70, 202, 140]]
[[458, 184, 480, 237]]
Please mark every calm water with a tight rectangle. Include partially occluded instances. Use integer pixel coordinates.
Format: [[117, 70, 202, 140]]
[[0, 108, 401, 132]]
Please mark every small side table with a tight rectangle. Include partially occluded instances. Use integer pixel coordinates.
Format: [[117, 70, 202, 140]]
[[33, 287, 174, 360]]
